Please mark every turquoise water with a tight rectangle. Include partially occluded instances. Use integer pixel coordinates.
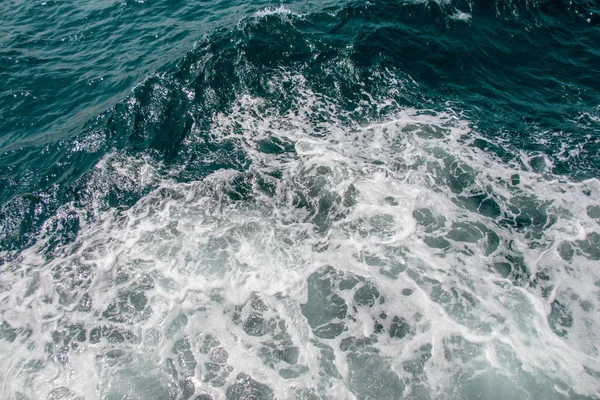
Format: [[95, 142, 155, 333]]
[[1, 0, 600, 398]]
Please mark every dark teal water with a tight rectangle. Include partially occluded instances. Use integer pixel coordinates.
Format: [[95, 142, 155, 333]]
[[1, 0, 600, 399]]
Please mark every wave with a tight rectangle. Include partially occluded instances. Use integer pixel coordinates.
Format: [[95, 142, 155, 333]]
[[1, 2, 599, 398], [2, 0, 599, 255]]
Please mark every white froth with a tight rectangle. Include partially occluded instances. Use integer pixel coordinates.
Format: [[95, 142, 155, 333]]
[[1, 73, 600, 399]]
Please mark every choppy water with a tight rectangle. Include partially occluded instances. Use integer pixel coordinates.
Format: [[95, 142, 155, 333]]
[[1, 0, 600, 399]]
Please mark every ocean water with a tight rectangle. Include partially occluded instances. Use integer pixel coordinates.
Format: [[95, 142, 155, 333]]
[[1, 0, 600, 398]]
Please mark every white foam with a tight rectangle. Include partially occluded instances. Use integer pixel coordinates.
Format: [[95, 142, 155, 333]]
[[452, 11, 472, 22], [2, 71, 600, 399], [253, 6, 303, 18]]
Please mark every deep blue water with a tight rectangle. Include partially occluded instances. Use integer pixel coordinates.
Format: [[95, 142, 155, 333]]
[[1, 0, 600, 399]]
